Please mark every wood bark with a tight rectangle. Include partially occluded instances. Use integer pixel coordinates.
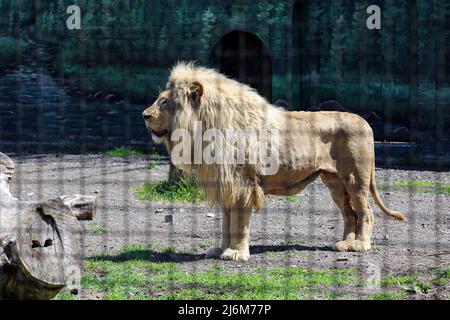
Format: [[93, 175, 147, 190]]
[[0, 152, 95, 299]]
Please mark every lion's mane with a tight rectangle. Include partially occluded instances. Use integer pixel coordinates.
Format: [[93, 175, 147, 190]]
[[167, 62, 284, 209]]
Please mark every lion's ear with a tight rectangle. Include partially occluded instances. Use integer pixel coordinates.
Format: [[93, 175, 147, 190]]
[[189, 81, 203, 104]]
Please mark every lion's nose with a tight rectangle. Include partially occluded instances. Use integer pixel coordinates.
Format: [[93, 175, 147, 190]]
[[142, 111, 152, 120]]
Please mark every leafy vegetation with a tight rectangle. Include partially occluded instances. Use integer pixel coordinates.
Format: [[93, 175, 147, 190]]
[[137, 175, 205, 203], [282, 195, 299, 203], [382, 274, 430, 295], [20, 0, 449, 131], [148, 148, 160, 170], [377, 268, 450, 298], [87, 220, 109, 234], [58, 63, 169, 102], [103, 146, 146, 158], [0, 36, 27, 69]]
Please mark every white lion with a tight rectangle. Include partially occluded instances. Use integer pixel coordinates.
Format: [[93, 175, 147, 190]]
[[142, 62, 406, 261]]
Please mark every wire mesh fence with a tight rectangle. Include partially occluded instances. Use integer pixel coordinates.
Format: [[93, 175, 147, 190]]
[[0, 0, 449, 300]]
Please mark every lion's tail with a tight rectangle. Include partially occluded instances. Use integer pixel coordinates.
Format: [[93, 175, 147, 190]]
[[370, 161, 407, 222]]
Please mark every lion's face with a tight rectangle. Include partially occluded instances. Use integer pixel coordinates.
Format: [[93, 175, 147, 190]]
[[142, 82, 204, 143], [142, 90, 176, 143]]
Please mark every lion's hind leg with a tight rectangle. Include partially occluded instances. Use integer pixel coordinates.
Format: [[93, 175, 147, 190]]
[[320, 172, 357, 252], [345, 180, 374, 252]]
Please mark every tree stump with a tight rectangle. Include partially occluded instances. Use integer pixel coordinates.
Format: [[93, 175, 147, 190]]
[[168, 161, 184, 184], [0, 152, 96, 299], [59, 194, 97, 221]]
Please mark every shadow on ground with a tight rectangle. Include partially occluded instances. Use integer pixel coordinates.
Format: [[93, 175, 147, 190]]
[[88, 244, 333, 264]]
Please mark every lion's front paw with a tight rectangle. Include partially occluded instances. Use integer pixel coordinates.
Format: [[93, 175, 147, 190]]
[[349, 240, 371, 252], [205, 247, 223, 259], [220, 248, 250, 262], [335, 240, 352, 252]]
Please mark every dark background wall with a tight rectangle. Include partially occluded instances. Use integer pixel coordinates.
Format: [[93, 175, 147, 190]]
[[0, 0, 449, 157]]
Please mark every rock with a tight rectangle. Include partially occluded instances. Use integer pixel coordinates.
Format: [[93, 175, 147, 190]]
[[392, 127, 410, 141], [306, 106, 321, 112], [164, 215, 173, 223], [337, 257, 348, 262], [151, 291, 163, 297], [99, 106, 109, 115], [105, 94, 122, 103], [274, 99, 291, 110], [207, 213, 215, 218], [359, 110, 382, 122], [155, 208, 164, 213], [70, 288, 79, 295], [94, 91, 104, 100], [318, 100, 350, 112]]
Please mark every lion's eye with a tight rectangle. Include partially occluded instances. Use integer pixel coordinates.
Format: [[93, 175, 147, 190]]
[[160, 100, 168, 110]]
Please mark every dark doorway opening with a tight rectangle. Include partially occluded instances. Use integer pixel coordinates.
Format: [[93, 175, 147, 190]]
[[210, 31, 272, 101]]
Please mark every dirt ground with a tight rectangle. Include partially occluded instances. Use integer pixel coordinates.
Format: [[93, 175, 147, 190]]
[[8, 154, 450, 300]]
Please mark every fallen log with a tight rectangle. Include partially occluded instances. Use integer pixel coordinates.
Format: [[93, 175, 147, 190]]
[[0, 152, 95, 299], [59, 194, 97, 221]]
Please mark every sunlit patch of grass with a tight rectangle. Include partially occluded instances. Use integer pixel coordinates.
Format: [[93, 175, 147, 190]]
[[381, 181, 450, 195], [148, 148, 160, 170], [137, 175, 205, 203], [72, 244, 360, 300], [370, 291, 407, 300], [53, 289, 75, 300], [282, 195, 299, 203], [381, 274, 430, 294], [279, 239, 305, 246], [103, 146, 146, 157], [199, 239, 215, 249], [87, 220, 109, 234], [430, 268, 450, 287]]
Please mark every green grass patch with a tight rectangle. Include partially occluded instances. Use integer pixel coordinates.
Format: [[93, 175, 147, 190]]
[[53, 290, 75, 300], [148, 148, 160, 170], [374, 268, 450, 299], [381, 274, 430, 295], [88, 220, 109, 234], [76, 244, 359, 300], [103, 146, 146, 158], [381, 181, 450, 195], [430, 268, 450, 287], [137, 175, 205, 203], [282, 195, 299, 203], [279, 239, 305, 246], [370, 291, 407, 300]]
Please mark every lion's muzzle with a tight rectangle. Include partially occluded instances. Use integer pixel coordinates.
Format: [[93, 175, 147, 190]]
[[142, 110, 152, 121]]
